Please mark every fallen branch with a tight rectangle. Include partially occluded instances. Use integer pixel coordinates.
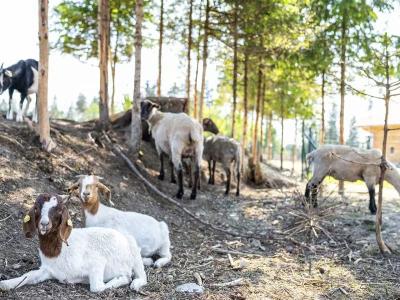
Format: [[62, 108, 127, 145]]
[[211, 248, 263, 257], [102, 132, 269, 240], [208, 278, 245, 288]]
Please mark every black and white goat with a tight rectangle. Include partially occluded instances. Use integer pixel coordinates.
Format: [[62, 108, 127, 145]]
[[0, 59, 38, 122]]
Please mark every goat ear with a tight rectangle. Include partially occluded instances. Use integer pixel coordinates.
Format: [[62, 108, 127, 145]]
[[96, 182, 114, 206], [59, 207, 72, 245], [23, 206, 37, 238]]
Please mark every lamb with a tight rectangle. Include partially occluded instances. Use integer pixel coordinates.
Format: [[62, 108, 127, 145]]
[[202, 118, 241, 196], [0, 193, 147, 293], [68, 175, 172, 268], [141, 99, 204, 200], [305, 144, 400, 214]]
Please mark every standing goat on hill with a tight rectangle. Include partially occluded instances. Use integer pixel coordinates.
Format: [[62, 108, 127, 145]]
[[141, 100, 204, 200], [202, 118, 242, 196], [68, 175, 172, 268], [305, 145, 400, 214], [0, 59, 38, 122], [0, 194, 147, 293]]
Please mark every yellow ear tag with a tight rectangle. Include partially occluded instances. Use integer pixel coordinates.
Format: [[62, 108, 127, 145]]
[[23, 215, 30, 223], [67, 219, 73, 227]]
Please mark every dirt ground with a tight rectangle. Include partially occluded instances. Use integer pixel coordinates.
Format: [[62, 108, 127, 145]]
[[0, 119, 400, 300]]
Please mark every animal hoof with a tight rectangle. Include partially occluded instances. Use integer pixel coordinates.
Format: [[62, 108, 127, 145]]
[[236, 192, 239, 197], [176, 191, 183, 199], [190, 193, 196, 200], [130, 279, 146, 291], [171, 178, 176, 184], [158, 174, 164, 181]]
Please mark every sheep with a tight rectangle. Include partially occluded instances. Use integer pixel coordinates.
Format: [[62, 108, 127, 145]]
[[202, 118, 241, 196], [202, 135, 241, 196], [0, 193, 147, 293], [305, 144, 400, 214], [68, 175, 172, 268], [141, 99, 204, 200]]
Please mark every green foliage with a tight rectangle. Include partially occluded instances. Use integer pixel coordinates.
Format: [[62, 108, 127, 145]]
[[123, 95, 133, 111], [84, 97, 100, 120], [53, 0, 138, 62]]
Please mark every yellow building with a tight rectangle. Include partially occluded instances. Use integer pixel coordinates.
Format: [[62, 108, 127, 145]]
[[359, 124, 400, 164]]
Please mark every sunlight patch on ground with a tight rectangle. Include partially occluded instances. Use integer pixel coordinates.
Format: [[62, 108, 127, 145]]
[[239, 252, 368, 300]]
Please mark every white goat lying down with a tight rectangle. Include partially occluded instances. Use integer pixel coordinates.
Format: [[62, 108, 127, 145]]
[[0, 194, 147, 293], [68, 175, 172, 268], [306, 145, 400, 214]]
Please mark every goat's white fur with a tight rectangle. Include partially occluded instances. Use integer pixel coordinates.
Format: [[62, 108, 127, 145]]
[[76, 175, 172, 268], [39, 196, 58, 234], [149, 111, 204, 172], [0, 227, 147, 293]]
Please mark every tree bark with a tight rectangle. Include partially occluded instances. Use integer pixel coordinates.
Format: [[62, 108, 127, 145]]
[[98, 0, 110, 128], [280, 97, 284, 171], [130, 0, 143, 155], [267, 111, 272, 161], [292, 116, 298, 174], [199, 0, 210, 121], [252, 62, 262, 165], [259, 77, 266, 161], [338, 13, 347, 195], [320, 70, 326, 144], [231, 0, 238, 138], [38, 0, 55, 152], [157, 0, 164, 97], [110, 13, 120, 116], [186, 0, 193, 114], [241, 52, 249, 161], [376, 45, 392, 255], [193, 1, 203, 119]]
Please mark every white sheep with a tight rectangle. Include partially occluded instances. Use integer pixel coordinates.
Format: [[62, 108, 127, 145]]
[[305, 144, 400, 214], [68, 175, 172, 268], [141, 100, 204, 200], [0, 194, 147, 293]]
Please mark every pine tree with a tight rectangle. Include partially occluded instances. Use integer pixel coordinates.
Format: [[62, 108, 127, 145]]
[[346, 116, 359, 147], [325, 102, 338, 144]]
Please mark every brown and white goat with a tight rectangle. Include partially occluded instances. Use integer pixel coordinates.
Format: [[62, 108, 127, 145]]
[[69, 175, 172, 268], [0, 193, 146, 293]]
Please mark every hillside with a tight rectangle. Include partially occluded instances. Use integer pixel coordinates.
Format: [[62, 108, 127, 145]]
[[0, 118, 400, 299]]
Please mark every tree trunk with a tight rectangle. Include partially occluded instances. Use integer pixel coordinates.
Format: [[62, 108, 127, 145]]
[[157, 0, 164, 97], [110, 19, 120, 116], [98, 0, 110, 128], [193, 1, 203, 119], [38, 0, 55, 152], [186, 0, 193, 114], [320, 70, 326, 144], [338, 13, 347, 195], [199, 0, 210, 121], [241, 52, 249, 161], [280, 99, 284, 171], [252, 63, 262, 166], [376, 46, 392, 255], [259, 78, 266, 161], [130, 0, 143, 155], [292, 117, 298, 174], [267, 111, 272, 161], [231, 0, 238, 138]]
